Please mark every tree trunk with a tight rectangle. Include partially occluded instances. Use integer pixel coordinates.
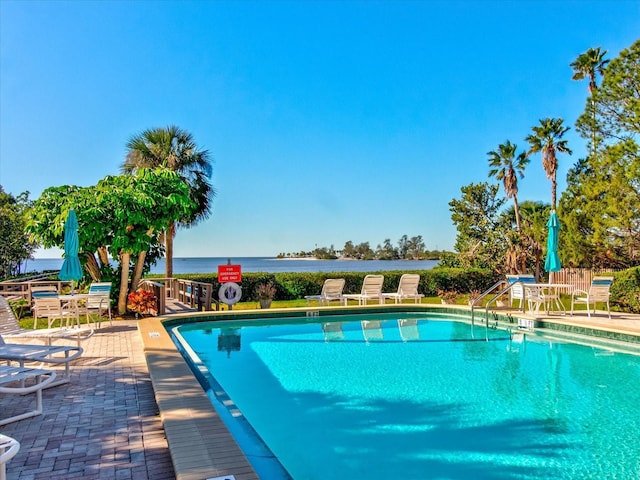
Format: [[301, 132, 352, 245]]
[[165, 222, 175, 278], [513, 197, 522, 232], [130, 251, 147, 294], [118, 252, 131, 315]]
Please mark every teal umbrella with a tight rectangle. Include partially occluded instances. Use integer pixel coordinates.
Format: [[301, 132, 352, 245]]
[[59, 210, 83, 286], [544, 211, 562, 273]]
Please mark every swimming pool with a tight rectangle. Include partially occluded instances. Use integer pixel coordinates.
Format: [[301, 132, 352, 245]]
[[172, 312, 640, 479]]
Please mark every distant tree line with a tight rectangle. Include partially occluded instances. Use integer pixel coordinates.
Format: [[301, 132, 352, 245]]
[[277, 235, 449, 260]]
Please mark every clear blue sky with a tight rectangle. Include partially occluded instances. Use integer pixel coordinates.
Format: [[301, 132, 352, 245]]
[[1, 1, 638, 259]]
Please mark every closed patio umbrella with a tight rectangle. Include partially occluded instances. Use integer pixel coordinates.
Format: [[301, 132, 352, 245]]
[[59, 210, 83, 289], [544, 211, 561, 277]]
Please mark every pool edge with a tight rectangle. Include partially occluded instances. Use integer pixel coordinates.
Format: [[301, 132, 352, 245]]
[[138, 316, 260, 480]]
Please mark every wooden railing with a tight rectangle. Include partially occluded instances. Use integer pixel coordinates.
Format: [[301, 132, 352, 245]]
[[137, 280, 167, 316], [143, 278, 217, 312], [0, 280, 73, 302]]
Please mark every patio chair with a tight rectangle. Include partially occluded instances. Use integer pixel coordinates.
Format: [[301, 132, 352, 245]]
[[305, 279, 346, 306], [0, 334, 83, 387], [0, 296, 93, 347], [80, 282, 112, 327], [0, 433, 21, 479], [0, 365, 57, 426], [30, 285, 59, 298], [570, 276, 614, 319], [343, 275, 385, 305], [32, 296, 79, 329], [506, 274, 536, 310], [382, 274, 424, 304]]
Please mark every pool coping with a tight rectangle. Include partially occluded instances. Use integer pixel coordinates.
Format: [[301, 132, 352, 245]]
[[139, 304, 640, 479]]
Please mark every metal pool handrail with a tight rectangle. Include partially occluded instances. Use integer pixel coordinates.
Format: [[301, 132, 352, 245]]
[[470, 280, 515, 326]]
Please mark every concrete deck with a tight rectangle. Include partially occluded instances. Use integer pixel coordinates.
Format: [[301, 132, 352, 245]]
[[2, 305, 640, 479]]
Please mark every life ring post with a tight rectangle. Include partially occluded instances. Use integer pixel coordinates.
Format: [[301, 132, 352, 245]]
[[219, 282, 242, 310]]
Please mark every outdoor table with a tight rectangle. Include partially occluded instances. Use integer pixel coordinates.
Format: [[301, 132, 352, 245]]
[[58, 294, 90, 327], [522, 283, 574, 315]]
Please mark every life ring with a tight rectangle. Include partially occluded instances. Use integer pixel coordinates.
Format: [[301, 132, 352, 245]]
[[219, 282, 242, 305]]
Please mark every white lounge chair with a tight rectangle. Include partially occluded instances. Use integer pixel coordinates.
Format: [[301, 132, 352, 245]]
[[0, 433, 21, 479], [0, 296, 93, 347], [0, 335, 83, 387], [305, 279, 346, 306], [382, 274, 424, 304], [343, 275, 385, 305], [0, 365, 57, 426], [570, 276, 614, 319]]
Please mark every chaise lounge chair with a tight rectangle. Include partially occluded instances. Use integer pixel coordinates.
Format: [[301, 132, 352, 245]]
[[0, 433, 21, 478], [305, 279, 346, 306], [570, 276, 614, 319], [1, 296, 93, 347], [0, 365, 57, 426], [382, 274, 424, 304], [0, 334, 83, 387], [343, 275, 385, 305]]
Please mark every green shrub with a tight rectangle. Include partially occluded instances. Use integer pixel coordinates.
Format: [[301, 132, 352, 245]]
[[158, 268, 497, 303], [611, 267, 640, 314]]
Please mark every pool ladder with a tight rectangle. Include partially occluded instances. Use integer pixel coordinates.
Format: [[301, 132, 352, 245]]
[[470, 280, 516, 327]]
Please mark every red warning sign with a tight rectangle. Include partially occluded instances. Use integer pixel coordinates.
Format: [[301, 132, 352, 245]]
[[218, 264, 242, 283]]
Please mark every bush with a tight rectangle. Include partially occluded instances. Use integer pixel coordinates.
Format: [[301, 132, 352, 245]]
[[611, 267, 640, 314], [162, 268, 497, 303]]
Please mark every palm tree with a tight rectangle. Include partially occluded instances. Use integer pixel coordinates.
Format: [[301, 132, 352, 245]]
[[487, 140, 529, 232], [525, 118, 572, 209], [570, 47, 609, 94], [570, 47, 609, 154], [122, 126, 214, 278]]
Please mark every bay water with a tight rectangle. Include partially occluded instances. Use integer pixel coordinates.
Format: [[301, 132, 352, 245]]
[[24, 257, 438, 275]]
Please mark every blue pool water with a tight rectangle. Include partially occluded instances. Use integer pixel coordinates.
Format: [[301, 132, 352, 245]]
[[173, 313, 640, 479]]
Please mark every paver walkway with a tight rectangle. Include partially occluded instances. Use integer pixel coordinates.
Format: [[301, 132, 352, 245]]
[[1, 320, 175, 480]]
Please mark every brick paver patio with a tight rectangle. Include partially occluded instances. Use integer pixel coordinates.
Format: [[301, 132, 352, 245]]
[[1, 320, 175, 480]]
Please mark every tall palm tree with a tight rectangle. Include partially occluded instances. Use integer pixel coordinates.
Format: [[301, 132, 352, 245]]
[[122, 126, 214, 278], [525, 118, 572, 209], [487, 140, 529, 232], [570, 47, 609, 154], [570, 47, 609, 94]]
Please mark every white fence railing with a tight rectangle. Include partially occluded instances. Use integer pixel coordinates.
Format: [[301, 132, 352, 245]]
[[550, 268, 618, 292]]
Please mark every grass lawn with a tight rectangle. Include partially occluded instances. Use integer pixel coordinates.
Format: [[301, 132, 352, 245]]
[[14, 294, 603, 330]]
